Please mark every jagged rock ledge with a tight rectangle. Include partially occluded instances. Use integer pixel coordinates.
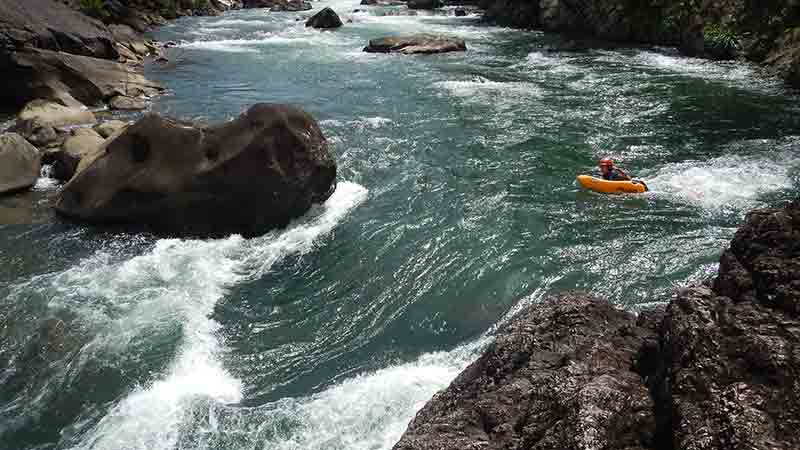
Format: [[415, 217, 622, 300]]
[[393, 199, 800, 450]]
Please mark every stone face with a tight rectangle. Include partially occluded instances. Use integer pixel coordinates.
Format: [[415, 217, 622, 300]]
[[394, 294, 659, 450], [306, 7, 343, 29], [364, 35, 466, 54], [56, 103, 337, 237], [0, 133, 41, 195]]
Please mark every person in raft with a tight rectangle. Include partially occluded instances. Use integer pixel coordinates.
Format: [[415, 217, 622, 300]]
[[598, 157, 631, 181]]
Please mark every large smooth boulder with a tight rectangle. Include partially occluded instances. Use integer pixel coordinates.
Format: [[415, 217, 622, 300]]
[[364, 35, 466, 54], [0, 0, 116, 59], [394, 294, 659, 450], [94, 120, 129, 139], [0, 133, 41, 195], [52, 128, 106, 182], [16, 99, 96, 129], [56, 103, 338, 237], [306, 8, 343, 29]]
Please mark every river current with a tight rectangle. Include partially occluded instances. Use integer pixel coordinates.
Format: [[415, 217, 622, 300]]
[[1, 1, 799, 449]]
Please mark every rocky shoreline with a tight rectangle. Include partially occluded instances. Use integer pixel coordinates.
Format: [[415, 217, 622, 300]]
[[478, 0, 800, 88], [393, 199, 800, 450]]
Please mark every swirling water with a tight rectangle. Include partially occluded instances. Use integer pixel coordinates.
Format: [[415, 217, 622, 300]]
[[1, 1, 799, 449]]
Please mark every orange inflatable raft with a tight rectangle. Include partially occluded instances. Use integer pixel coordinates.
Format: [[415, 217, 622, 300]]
[[576, 175, 648, 194]]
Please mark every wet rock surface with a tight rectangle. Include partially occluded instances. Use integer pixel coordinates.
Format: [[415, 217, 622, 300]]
[[56, 103, 337, 237], [394, 294, 659, 450], [364, 35, 466, 54], [394, 200, 800, 450]]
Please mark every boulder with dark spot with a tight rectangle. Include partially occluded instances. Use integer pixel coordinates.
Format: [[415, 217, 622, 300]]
[[306, 7, 343, 29], [0, 133, 41, 195], [364, 34, 466, 54], [56, 103, 338, 237]]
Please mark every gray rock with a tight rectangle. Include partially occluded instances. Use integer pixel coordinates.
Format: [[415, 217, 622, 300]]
[[306, 7, 343, 29], [56, 103, 337, 237], [52, 128, 105, 181], [364, 34, 466, 54], [0, 133, 41, 195], [108, 95, 148, 111], [393, 294, 658, 450], [94, 120, 129, 139], [407, 0, 441, 9]]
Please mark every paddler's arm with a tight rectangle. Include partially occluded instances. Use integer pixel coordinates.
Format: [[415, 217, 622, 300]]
[[615, 168, 632, 181]]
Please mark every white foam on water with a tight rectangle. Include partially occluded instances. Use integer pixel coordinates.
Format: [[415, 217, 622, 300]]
[[645, 153, 797, 213], [181, 38, 262, 53], [59, 182, 368, 450], [249, 337, 487, 450], [629, 50, 784, 92], [434, 77, 541, 99]]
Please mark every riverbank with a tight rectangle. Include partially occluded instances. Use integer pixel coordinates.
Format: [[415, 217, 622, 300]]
[[479, 0, 800, 88]]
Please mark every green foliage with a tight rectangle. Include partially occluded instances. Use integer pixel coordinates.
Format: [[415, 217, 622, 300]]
[[80, 0, 109, 19], [704, 23, 740, 55], [194, 0, 209, 8]]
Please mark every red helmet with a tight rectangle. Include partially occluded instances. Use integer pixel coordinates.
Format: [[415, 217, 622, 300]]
[[599, 157, 613, 167]]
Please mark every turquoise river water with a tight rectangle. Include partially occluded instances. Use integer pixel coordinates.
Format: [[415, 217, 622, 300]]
[[1, 1, 799, 449]]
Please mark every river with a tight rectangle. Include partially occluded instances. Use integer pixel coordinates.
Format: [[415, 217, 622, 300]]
[[1, 1, 799, 449]]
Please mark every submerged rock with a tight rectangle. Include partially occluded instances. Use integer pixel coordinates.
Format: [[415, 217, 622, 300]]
[[56, 103, 337, 237], [364, 35, 466, 54], [0, 133, 41, 195], [306, 7, 343, 29], [394, 199, 800, 450], [454, 8, 467, 16]]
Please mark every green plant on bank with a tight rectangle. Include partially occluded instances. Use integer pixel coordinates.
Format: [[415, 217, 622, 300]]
[[80, 0, 109, 19], [704, 23, 740, 54]]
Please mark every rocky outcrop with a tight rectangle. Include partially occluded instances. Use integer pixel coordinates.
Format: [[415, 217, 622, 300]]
[[394, 294, 659, 450], [306, 8, 343, 29], [11, 99, 96, 149], [55, 103, 337, 237], [0, 133, 41, 195], [395, 200, 800, 450], [364, 35, 466, 54]]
